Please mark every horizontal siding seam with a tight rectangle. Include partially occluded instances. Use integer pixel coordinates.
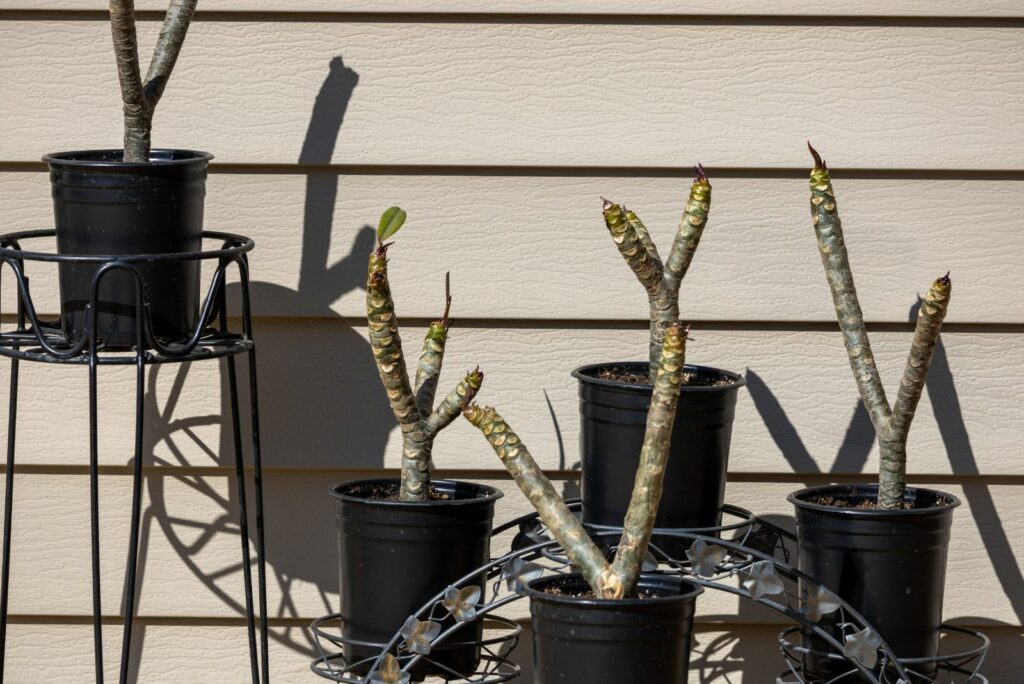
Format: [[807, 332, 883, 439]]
[[0, 314, 1020, 332], [4, 10, 1024, 25], [1, 465, 1022, 484], [6, 161, 1024, 180]]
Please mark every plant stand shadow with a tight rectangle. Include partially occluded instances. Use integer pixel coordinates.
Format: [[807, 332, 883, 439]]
[[0, 230, 269, 684]]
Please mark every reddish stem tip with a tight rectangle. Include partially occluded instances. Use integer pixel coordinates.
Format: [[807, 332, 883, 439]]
[[601, 197, 615, 211], [441, 271, 453, 325], [694, 163, 708, 182], [939, 271, 951, 286], [807, 141, 827, 171]]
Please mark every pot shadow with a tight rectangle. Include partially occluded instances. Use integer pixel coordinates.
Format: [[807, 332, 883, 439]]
[[114, 55, 401, 677], [545, 390, 581, 501]]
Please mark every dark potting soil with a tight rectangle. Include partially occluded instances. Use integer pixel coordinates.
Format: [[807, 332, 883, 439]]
[[595, 366, 735, 387], [347, 482, 452, 502], [542, 585, 659, 600], [808, 491, 952, 511]]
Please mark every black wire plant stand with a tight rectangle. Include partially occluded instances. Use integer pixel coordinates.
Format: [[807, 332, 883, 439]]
[[0, 230, 269, 684], [310, 501, 989, 683]]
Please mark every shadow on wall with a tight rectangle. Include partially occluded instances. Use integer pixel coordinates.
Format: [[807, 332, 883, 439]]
[[113, 56, 403, 676], [108, 58, 1021, 678], [728, 296, 1024, 679], [234, 54, 393, 472], [688, 512, 798, 682]]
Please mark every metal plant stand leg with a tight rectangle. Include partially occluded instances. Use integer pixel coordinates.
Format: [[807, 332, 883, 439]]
[[0, 253, 25, 684], [88, 347, 106, 683], [116, 278, 148, 684], [0, 231, 267, 683], [221, 257, 269, 684], [250, 348, 270, 684], [238, 254, 270, 684], [227, 353, 259, 683], [0, 356, 17, 684]]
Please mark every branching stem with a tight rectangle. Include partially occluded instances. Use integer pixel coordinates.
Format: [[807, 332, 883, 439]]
[[465, 322, 688, 598], [603, 171, 710, 381], [367, 241, 482, 501], [808, 144, 952, 509], [109, 0, 199, 161]]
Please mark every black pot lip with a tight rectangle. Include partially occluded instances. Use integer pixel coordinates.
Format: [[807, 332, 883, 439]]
[[43, 149, 214, 168], [525, 572, 703, 608], [572, 361, 745, 392], [330, 477, 504, 508], [788, 483, 961, 518]]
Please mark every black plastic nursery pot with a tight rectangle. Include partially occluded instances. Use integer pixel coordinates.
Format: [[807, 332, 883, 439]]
[[573, 362, 745, 546], [526, 572, 702, 683], [332, 478, 503, 679], [789, 484, 960, 680], [44, 149, 213, 348]]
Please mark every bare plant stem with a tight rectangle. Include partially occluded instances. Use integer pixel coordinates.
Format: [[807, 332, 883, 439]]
[[465, 322, 687, 598], [367, 247, 482, 501], [610, 324, 687, 591], [808, 144, 952, 509], [603, 170, 710, 382], [463, 404, 618, 597], [109, 0, 199, 161]]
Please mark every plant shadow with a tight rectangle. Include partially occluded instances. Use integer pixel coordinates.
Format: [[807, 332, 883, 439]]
[[727, 298, 1024, 679], [117, 55, 399, 677]]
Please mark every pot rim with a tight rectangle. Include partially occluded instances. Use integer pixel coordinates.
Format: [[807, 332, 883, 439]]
[[788, 483, 961, 518], [571, 361, 746, 392], [330, 477, 504, 508], [43, 149, 214, 167], [525, 572, 703, 608]]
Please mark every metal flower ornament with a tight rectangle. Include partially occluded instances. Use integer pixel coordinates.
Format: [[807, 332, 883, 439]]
[[500, 557, 543, 594], [368, 654, 410, 684], [741, 560, 786, 601], [685, 538, 727, 578], [442, 585, 481, 623], [802, 584, 841, 622], [844, 627, 883, 669], [399, 617, 441, 656]]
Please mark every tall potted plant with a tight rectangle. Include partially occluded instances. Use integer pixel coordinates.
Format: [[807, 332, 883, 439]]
[[331, 208, 502, 677], [45, 0, 209, 348], [788, 145, 959, 679], [467, 322, 702, 683], [575, 168, 745, 539]]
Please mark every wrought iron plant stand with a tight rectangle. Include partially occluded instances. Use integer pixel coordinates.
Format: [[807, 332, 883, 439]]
[[311, 501, 989, 683], [0, 230, 269, 684]]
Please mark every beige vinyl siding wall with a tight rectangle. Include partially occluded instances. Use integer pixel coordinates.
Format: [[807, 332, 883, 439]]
[[0, 5, 1022, 681]]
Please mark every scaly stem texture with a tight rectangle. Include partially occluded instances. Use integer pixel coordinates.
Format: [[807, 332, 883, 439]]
[[367, 248, 482, 501], [610, 324, 687, 591], [463, 405, 618, 596], [109, 0, 198, 161], [603, 171, 710, 382], [465, 322, 687, 598], [809, 146, 952, 509]]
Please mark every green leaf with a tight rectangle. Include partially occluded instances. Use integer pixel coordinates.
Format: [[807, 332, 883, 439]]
[[377, 206, 407, 242]]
